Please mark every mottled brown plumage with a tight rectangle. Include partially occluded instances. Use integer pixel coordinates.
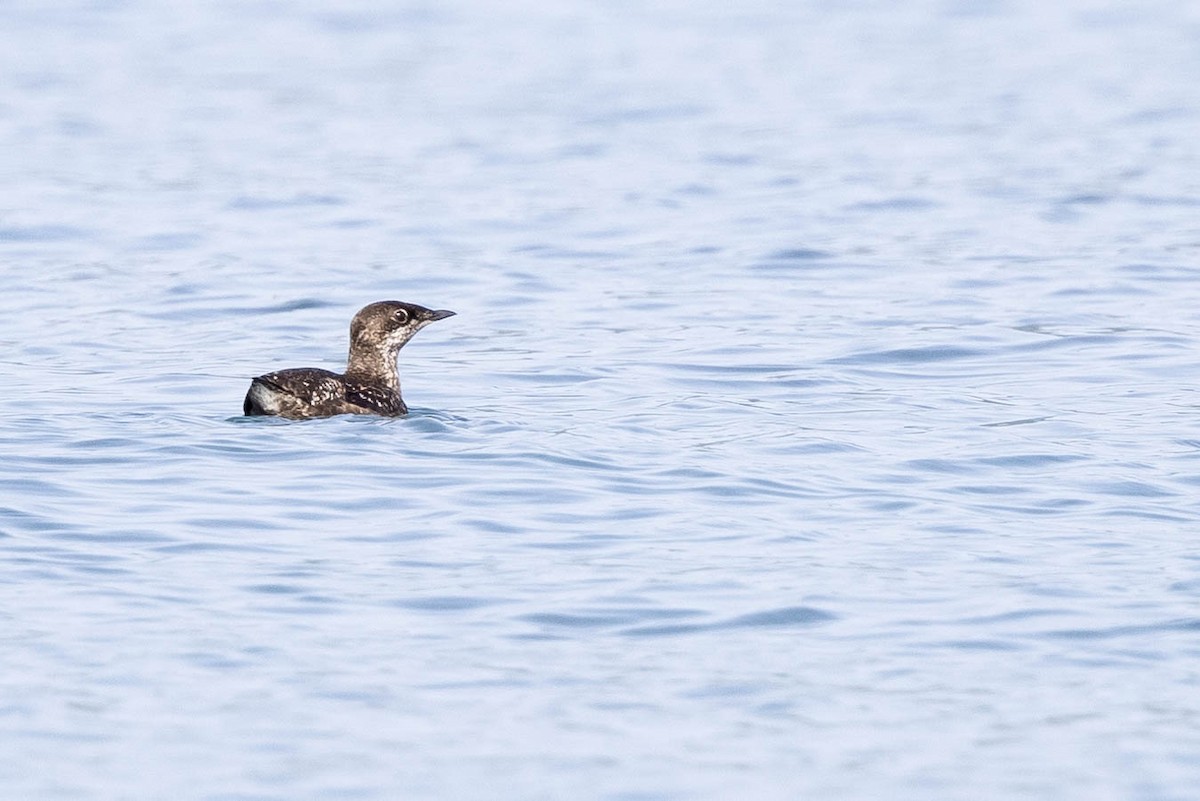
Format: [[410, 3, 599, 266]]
[[243, 301, 455, 420]]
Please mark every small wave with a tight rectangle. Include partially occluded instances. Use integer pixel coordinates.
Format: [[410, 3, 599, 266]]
[[828, 345, 983, 365], [622, 606, 836, 637]]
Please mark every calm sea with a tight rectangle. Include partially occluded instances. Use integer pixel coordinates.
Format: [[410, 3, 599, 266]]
[[3, 1, 1200, 799]]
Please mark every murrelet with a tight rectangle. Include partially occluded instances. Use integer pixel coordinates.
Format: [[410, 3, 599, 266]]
[[243, 300, 455, 420]]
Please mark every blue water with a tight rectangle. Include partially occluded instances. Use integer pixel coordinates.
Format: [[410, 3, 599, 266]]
[[4, 1, 1200, 799]]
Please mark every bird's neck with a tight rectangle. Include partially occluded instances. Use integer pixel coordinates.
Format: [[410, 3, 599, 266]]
[[345, 343, 400, 389]]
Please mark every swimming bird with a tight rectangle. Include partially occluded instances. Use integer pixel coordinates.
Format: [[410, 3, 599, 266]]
[[243, 300, 455, 419]]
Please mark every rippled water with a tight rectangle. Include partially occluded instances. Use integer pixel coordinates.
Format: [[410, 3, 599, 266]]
[[4, 1, 1200, 799]]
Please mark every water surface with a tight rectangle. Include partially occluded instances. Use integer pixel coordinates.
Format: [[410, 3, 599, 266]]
[[2, 1, 1200, 799]]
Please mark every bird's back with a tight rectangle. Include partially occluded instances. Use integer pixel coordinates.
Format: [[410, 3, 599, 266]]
[[244, 368, 357, 419]]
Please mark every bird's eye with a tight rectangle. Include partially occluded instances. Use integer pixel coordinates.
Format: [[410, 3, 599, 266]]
[[393, 308, 410, 324]]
